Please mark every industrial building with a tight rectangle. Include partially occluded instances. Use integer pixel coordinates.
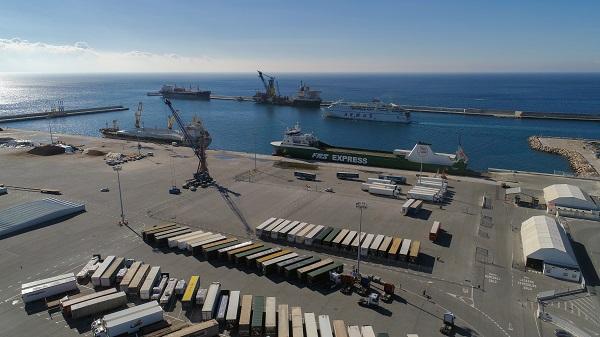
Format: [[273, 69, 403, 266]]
[[543, 184, 599, 220], [521, 215, 580, 282]]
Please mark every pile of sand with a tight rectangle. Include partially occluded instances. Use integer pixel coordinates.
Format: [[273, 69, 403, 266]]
[[83, 148, 107, 156], [27, 145, 65, 156]]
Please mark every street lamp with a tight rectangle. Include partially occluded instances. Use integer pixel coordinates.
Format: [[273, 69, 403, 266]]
[[355, 201, 367, 276], [113, 165, 127, 226]]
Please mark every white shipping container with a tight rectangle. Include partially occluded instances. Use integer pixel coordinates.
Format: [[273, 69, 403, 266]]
[[304, 313, 318, 337], [367, 178, 393, 185], [22, 277, 78, 303], [179, 232, 214, 250], [91, 256, 115, 287], [168, 230, 204, 248], [201, 282, 221, 320], [368, 185, 399, 198], [76, 257, 99, 280], [218, 241, 253, 254], [305, 225, 324, 246], [278, 304, 290, 337], [270, 220, 291, 239], [279, 220, 300, 239], [360, 234, 375, 256], [262, 218, 286, 237], [100, 257, 124, 287], [360, 325, 376, 337], [139, 266, 161, 300], [22, 273, 75, 290], [402, 199, 415, 215], [295, 223, 315, 244], [225, 290, 241, 328], [265, 297, 277, 334], [255, 217, 277, 236], [399, 239, 412, 257], [318, 315, 334, 337], [287, 222, 308, 242], [92, 301, 163, 337]]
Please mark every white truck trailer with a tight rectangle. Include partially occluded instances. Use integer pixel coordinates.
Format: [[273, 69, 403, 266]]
[[201, 282, 221, 320], [265, 297, 277, 335], [140, 266, 161, 300], [91, 301, 164, 337], [70, 291, 127, 319], [225, 290, 240, 329], [159, 278, 178, 306], [318, 315, 334, 337], [21, 275, 78, 303], [91, 256, 115, 287], [368, 185, 400, 198]]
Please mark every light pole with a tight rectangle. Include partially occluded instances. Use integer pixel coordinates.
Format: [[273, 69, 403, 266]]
[[113, 165, 127, 226], [355, 201, 367, 276]]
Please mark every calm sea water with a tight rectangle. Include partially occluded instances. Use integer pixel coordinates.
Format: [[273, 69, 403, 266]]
[[1, 73, 599, 173]]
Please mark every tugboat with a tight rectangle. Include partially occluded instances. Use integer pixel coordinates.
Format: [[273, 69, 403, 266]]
[[270, 123, 471, 174], [158, 84, 211, 100]]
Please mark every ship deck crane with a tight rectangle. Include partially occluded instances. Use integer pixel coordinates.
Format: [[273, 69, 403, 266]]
[[257, 70, 279, 97], [163, 98, 212, 186]]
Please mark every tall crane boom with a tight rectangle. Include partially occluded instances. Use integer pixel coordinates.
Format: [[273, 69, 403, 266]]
[[163, 98, 212, 184]]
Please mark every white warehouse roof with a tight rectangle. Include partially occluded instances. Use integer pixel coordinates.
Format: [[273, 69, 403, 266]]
[[0, 198, 85, 237], [521, 215, 578, 268], [543, 184, 597, 210]]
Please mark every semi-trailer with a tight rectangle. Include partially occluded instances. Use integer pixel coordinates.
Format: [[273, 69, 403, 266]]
[[347, 326, 362, 337], [291, 307, 303, 337], [360, 325, 376, 337], [287, 222, 307, 242], [91, 301, 164, 337], [297, 259, 334, 281], [201, 282, 221, 321], [294, 171, 316, 181], [151, 274, 168, 301], [168, 230, 204, 248], [276, 255, 310, 274], [306, 262, 343, 285], [226, 243, 263, 262], [119, 261, 141, 291], [159, 278, 178, 306], [22, 273, 75, 291], [304, 225, 325, 246], [142, 321, 189, 337], [61, 288, 117, 317], [196, 288, 207, 306], [233, 246, 271, 264], [179, 232, 214, 250], [378, 174, 407, 184], [260, 252, 298, 274], [76, 256, 100, 281], [270, 220, 291, 240], [190, 235, 226, 254], [304, 313, 318, 337], [312, 226, 333, 246], [332, 320, 349, 337], [198, 236, 232, 252], [340, 231, 357, 250], [218, 241, 252, 258], [246, 248, 282, 266], [369, 234, 385, 256], [278, 220, 300, 240], [350, 232, 366, 252], [378, 236, 393, 257], [225, 290, 241, 329], [409, 240, 421, 263], [203, 239, 239, 259], [238, 295, 252, 337], [255, 217, 277, 237], [368, 185, 400, 198], [115, 268, 127, 283], [22, 276, 78, 303], [388, 237, 402, 260], [295, 223, 315, 244], [142, 223, 178, 241], [399, 239, 411, 260], [154, 227, 192, 246], [322, 228, 341, 247], [430, 221, 441, 241], [284, 257, 320, 278], [216, 292, 229, 326], [360, 234, 375, 257], [127, 264, 150, 296], [162, 320, 219, 337], [262, 218, 285, 238], [402, 199, 415, 215], [181, 275, 199, 307], [265, 297, 277, 335], [254, 249, 291, 268], [278, 304, 290, 337], [337, 172, 360, 180], [91, 256, 115, 287], [251, 295, 265, 336], [332, 229, 349, 249], [70, 291, 127, 319], [140, 266, 161, 300], [175, 279, 186, 295], [318, 315, 334, 337], [100, 257, 124, 287]]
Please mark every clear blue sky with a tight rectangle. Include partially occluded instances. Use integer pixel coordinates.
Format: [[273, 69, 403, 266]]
[[1, 0, 599, 72]]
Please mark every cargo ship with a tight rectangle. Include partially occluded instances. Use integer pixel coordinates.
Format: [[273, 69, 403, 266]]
[[253, 71, 322, 108], [270, 123, 471, 174], [158, 85, 211, 100], [323, 100, 410, 123]]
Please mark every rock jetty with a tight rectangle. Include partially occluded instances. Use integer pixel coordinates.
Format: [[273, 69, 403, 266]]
[[528, 136, 599, 177]]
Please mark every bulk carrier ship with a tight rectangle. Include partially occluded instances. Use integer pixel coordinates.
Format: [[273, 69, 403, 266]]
[[270, 123, 471, 174]]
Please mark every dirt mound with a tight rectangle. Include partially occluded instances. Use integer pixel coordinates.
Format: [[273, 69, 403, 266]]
[[83, 148, 107, 156], [27, 145, 65, 156]]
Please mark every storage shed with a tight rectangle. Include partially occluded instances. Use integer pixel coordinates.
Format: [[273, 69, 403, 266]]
[[543, 184, 597, 213]]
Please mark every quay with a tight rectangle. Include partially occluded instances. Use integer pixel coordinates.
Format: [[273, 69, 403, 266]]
[[207, 95, 600, 122], [0, 105, 129, 123]]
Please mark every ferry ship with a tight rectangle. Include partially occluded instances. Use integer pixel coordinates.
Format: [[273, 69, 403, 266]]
[[323, 100, 410, 123], [159, 85, 211, 100], [270, 123, 470, 174]]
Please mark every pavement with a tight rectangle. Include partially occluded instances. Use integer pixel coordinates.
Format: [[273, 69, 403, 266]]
[[0, 128, 598, 337]]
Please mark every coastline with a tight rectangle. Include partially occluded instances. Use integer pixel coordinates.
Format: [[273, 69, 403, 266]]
[[528, 135, 599, 177]]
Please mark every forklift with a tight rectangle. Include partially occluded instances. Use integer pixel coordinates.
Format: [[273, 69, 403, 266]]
[[440, 312, 456, 335]]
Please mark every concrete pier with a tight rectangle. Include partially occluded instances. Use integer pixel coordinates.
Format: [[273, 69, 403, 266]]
[[0, 105, 129, 123], [528, 136, 600, 177]]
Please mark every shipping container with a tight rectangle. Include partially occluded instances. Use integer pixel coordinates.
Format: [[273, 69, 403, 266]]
[[127, 264, 150, 296], [230, 244, 266, 263], [91, 256, 115, 287], [369, 234, 385, 256], [71, 291, 127, 319], [388, 237, 402, 259], [234, 246, 271, 264], [360, 234, 375, 257], [378, 236, 393, 257], [337, 172, 360, 180], [100, 257, 124, 287], [141, 321, 189, 337], [331, 229, 349, 249], [251, 295, 265, 336], [216, 293, 229, 324], [270, 220, 291, 240], [409, 240, 421, 263], [92, 301, 163, 337], [159, 278, 178, 306], [195, 288, 207, 306], [402, 199, 415, 215], [265, 297, 277, 335], [430, 221, 441, 241], [313, 226, 333, 246], [276, 255, 311, 274], [260, 253, 298, 274], [323, 228, 342, 247], [245, 248, 282, 267], [304, 225, 325, 246], [203, 239, 239, 259], [347, 326, 362, 337], [368, 185, 400, 198], [340, 231, 357, 250], [411, 199, 424, 212], [297, 259, 334, 280], [225, 290, 241, 329], [151, 275, 168, 301], [350, 232, 366, 252], [76, 257, 99, 281], [190, 235, 227, 255], [181, 275, 199, 307], [116, 267, 127, 283], [361, 325, 376, 337], [61, 288, 117, 316], [399, 239, 411, 260], [175, 279, 186, 295], [287, 222, 308, 242], [278, 304, 290, 337], [201, 282, 221, 320], [262, 218, 286, 238], [199, 237, 235, 253], [304, 313, 318, 337], [22, 276, 78, 303], [367, 178, 393, 185], [291, 307, 304, 337], [140, 266, 161, 300], [168, 230, 204, 248], [162, 319, 219, 337], [306, 262, 343, 285], [332, 320, 348, 337], [295, 223, 315, 244], [179, 232, 214, 250], [22, 273, 75, 291], [184, 233, 220, 251], [154, 227, 192, 246], [378, 174, 406, 184], [226, 243, 263, 261], [142, 223, 178, 241], [278, 220, 300, 240], [238, 295, 253, 336], [218, 241, 253, 258], [318, 315, 334, 337], [294, 171, 316, 181], [284, 257, 321, 278], [255, 249, 291, 268], [255, 217, 277, 237]]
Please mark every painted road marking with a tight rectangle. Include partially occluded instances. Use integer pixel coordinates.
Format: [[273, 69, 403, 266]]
[[485, 272, 500, 284]]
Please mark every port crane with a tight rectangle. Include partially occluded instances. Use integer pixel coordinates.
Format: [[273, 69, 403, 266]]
[[257, 70, 280, 99], [163, 98, 212, 186]]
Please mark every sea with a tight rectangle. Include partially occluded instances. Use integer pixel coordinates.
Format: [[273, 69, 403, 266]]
[[1, 73, 599, 173]]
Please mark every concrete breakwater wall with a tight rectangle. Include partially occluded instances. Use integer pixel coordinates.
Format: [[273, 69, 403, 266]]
[[528, 136, 598, 177]]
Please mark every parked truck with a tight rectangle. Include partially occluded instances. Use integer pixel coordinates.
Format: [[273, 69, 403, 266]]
[[70, 291, 127, 319], [91, 256, 115, 287], [22, 275, 78, 303], [201, 282, 221, 321], [91, 301, 164, 337]]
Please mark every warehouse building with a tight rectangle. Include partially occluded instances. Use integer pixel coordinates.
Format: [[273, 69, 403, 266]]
[[521, 215, 580, 282], [543, 184, 599, 220]]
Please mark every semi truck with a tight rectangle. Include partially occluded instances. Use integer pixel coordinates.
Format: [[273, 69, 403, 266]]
[[91, 301, 164, 337], [368, 185, 400, 198], [70, 291, 127, 319]]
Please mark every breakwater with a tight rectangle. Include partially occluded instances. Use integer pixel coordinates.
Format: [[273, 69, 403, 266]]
[[0, 106, 129, 123], [528, 136, 599, 177]]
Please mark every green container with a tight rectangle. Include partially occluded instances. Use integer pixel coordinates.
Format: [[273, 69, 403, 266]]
[[323, 228, 341, 246], [251, 295, 265, 334], [313, 227, 333, 245], [283, 257, 321, 278]]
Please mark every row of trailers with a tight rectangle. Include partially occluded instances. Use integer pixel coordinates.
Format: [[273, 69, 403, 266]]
[[256, 218, 421, 264], [141, 224, 345, 286], [179, 280, 388, 337]]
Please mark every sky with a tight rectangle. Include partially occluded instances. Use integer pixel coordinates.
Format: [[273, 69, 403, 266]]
[[0, 0, 599, 73]]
